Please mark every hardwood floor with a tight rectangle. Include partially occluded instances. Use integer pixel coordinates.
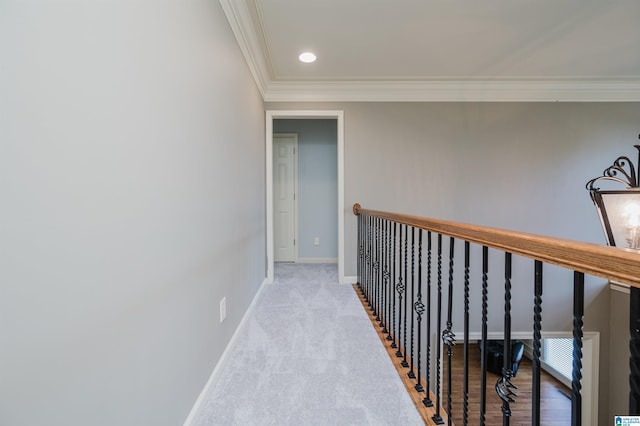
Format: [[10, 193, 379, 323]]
[[355, 285, 571, 425], [443, 342, 572, 425]]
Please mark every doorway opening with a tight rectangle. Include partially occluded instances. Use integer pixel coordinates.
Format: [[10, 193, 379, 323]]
[[266, 110, 345, 283]]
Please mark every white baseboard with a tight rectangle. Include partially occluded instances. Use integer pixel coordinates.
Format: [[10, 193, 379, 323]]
[[342, 275, 357, 284], [182, 277, 268, 426], [295, 257, 337, 264]]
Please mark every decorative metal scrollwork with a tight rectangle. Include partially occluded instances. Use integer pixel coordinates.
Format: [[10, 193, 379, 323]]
[[442, 328, 456, 347], [414, 300, 425, 317], [396, 277, 405, 294], [586, 144, 640, 191], [496, 371, 518, 415], [383, 268, 390, 283]]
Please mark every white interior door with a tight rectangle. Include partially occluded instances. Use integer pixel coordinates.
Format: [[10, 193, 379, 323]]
[[273, 134, 297, 262]]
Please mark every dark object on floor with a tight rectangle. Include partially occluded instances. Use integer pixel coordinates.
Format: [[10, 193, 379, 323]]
[[477, 340, 525, 376]]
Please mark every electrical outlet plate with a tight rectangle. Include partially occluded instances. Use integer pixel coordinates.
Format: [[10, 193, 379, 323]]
[[220, 297, 227, 323], [313, 237, 320, 246]]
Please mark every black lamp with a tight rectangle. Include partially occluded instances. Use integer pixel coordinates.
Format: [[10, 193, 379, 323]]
[[586, 144, 640, 251]]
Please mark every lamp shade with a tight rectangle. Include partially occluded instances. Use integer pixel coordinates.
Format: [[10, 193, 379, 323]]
[[586, 144, 640, 251], [590, 189, 640, 249]]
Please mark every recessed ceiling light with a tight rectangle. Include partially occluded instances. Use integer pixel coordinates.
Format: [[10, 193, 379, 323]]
[[298, 52, 317, 63]]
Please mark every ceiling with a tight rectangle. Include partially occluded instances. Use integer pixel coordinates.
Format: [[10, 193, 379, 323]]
[[220, 0, 640, 101]]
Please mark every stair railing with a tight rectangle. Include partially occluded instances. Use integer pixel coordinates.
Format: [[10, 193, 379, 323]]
[[353, 203, 640, 426]]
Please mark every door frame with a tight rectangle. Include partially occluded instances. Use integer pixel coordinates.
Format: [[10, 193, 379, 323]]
[[272, 133, 299, 262], [266, 110, 345, 283]]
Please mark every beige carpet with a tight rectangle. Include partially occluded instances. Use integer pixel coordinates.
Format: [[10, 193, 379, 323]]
[[195, 263, 423, 426]]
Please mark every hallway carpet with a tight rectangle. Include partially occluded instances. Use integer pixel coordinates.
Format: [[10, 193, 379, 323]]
[[195, 263, 423, 426]]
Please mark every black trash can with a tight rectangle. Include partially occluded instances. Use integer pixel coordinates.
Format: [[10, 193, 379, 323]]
[[477, 340, 525, 376]]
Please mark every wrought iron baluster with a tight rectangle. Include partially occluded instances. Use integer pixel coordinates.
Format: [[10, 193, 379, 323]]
[[408, 226, 416, 379], [572, 271, 584, 426], [496, 252, 517, 426], [390, 222, 397, 347], [396, 224, 405, 358], [444, 237, 456, 426], [402, 224, 410, 368], [432, 233, 444, 425], [480, 246, 488, 426], [379, 218, 382, 319], [363, 215, 367, 298], [532, 261, 543, 426], [378, 217, 383, 320], [371, 215, 375, 304], [370, 216, 374, 303], [371, 217, 376, 310], [359, 214, 364, 295], [373, 217, 380, 317], [383, 219, 389, 328], [415, 229, 425, 392], [356, 215, 362, 289], [423, 231, 433, 408], [463, 241, 470, 426], [367, 215, 372, 299], [381, 219, 389, 331], [358, 215, 361, 289], [361, 215, 366, 297], [385, 219, 392, 336]]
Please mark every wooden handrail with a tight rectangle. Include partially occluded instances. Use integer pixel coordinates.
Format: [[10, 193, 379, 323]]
[[353, 203, 640, 288]]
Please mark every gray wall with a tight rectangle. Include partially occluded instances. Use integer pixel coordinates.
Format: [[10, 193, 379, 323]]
[[268, 102, 640, 266], [267, 101, 640, 425], [273, 119, 338, 260], [0, 2, 265, 425]]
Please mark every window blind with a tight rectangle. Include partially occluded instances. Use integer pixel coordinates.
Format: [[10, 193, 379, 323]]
[[543, 337, 573, 382]]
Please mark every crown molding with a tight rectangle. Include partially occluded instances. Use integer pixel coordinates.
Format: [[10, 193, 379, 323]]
[[221, 1, 640, 102], [219, 0, 269, 97], [263, 79, 640, 102]]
